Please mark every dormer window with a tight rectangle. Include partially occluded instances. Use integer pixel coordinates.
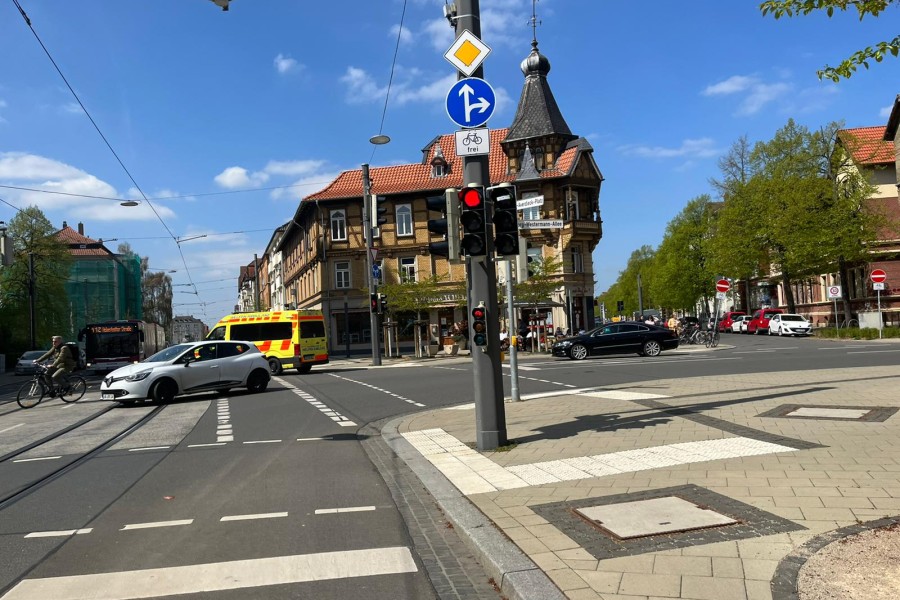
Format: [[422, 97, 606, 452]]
[[430, 147, 448, 177], [533, 147, 544, 170]]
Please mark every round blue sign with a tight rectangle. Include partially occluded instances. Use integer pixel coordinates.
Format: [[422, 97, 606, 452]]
[[445, 77, 496, 129]]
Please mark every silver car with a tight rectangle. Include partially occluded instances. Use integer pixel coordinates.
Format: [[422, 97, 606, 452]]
[[100, 341, 270, 405]]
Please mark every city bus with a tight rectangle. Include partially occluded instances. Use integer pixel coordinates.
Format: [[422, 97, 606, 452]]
[[206, 310, 328, 375], [78, 320, 165, 372]]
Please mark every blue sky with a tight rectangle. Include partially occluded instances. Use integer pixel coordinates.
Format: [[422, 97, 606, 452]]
[[1, 0, 897, 327]]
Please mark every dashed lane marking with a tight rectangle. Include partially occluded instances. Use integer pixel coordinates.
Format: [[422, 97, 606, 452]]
[[1, 547, 418, 600], [327, 373, 426, 408], [314, 506, 376, 514], [220, 512, 288, 522], [24, 529, 91, 539], [120, 519, 194, 531], [13, 456, 61, 463], [243, 440, 281, 444], [273, 377, 357, 427], [0, 423, 24, 434], [187, 442, 227, 448], [127, 446, 170, 452]]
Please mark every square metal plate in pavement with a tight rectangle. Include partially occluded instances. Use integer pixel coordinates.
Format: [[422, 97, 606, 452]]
[[577, 496, 736, 539]]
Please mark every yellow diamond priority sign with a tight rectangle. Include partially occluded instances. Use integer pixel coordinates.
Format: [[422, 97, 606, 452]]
[[444, 29, 491, 77]]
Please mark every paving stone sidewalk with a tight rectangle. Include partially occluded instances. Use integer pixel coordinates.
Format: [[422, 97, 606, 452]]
[[393, 364, 900, 600]]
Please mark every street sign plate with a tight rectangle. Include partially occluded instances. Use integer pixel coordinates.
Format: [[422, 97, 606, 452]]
[[444, 29, 491, 77], [517, 195, 544, 210], [715, 291, 727, 300], [455, 128, 490, 156], [519, 220, 563, 229], [369, 248, 378, 262], [827, 285, 842, 299], [874, 282, 885, 291], [715, 279, 730, 293], [446, 77, 495, 129], [871, 268, 887, 283]]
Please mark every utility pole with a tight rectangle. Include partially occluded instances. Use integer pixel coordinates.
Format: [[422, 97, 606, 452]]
[[362, 164, 382, 366], [456, 0, 507, 450], [253, 253, 260, 311], [28, 253, 36, 349]]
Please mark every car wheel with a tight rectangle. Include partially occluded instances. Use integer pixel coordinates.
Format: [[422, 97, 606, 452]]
[[297, 363, 312, 374], [642, 340, 662, 357], [150, 379, 177, 404], [247, 369, 269, 393], [754, 327, 761, 335], [267, 357, 283, 375], [568, 344, 588, 360]]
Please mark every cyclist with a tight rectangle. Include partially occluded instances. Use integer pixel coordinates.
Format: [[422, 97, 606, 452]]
[[34, 335, 76, 396]]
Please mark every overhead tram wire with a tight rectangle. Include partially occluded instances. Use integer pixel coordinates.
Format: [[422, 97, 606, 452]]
[[10, 0, 205, 304], [369, 0, 408, 164], [0, 181, 335, 202]]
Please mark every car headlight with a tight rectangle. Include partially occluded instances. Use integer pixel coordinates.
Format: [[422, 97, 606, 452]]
[[125, 370, 152, 382]]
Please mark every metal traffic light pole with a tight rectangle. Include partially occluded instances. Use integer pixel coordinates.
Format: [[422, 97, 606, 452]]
[[456, 0, 506, 450], [362, 164, 382, 366]]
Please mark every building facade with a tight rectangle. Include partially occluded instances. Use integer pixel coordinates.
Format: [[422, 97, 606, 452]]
[[171, 315, 207, 343]]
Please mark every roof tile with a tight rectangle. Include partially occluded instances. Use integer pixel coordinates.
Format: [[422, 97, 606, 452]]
[[839, 126, 895, 165]]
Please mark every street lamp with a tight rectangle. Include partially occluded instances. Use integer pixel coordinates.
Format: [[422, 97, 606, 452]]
[[0, 221, 10, 267]]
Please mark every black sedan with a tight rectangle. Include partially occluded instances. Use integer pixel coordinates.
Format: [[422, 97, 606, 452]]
[[551, 322, 679, 360]]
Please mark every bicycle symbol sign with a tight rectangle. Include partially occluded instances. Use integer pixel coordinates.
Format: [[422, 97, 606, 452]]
[[454, 127, 490, 156]]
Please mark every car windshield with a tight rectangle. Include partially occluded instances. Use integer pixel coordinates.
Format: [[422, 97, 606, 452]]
[[781, 315, 806, 321], [144, 344, 192, 363], [21, 351, 45, 360]]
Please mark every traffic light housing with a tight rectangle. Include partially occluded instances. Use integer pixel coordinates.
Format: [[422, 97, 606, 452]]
[[459, 186, 487, 256], [489, 184, 518, 256], [471, 302, 487, 346], [371, 293, 379, 313], [426, 189, 460, 260], [370, 194, 387, 229], [378, 293, 388, 314], [616, 300, 624, 313]]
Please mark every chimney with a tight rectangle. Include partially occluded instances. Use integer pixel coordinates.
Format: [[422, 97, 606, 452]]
[[62, 220, 68, 229], [78, 222, 84, 235]]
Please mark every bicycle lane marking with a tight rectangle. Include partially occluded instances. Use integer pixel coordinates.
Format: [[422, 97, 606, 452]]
[[327, 374, 426, 408], [272, 376, 357, 427]]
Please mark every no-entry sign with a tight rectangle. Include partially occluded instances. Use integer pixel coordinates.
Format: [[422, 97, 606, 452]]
[[715, 279, 731, 293], [871, 269, 887, 283]]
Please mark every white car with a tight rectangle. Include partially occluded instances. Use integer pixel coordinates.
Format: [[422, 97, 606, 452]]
[[768, 314, 812, 337], [731, 315, 751, 333], [100, 341, 270, 405]]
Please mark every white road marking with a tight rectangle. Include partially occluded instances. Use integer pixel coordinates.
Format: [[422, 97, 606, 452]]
[[218, 435, 234, 442], [0, 423, 25, 434], [12, 456, 61, 463], [220, 512, 288, 522], [273, 377, 358, 426], [403, 428, 797, 496], [315, 506, 376, 514], [502, 364, 537, 370], [243, 440, 281, 444], [296, 437, 328, 441], [187, 442, 227, 448], [327, 373, 426, 407], [24, 529, 91, 539], [1, 547, 418, 599], [127, 446, 170, 452], [216, 399, 232, 442], [849, 349, 900, 354], [120, 519, 193, 531]]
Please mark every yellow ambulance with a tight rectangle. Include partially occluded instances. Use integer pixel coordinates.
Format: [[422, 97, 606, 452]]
[[207, 310, 328, 375]]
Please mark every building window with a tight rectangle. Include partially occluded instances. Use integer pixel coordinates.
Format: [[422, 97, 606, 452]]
[[533, 147, 544, 170], [431, 163, 446, 177], [571, 246, 583, 273], [400, 257, 416, 282], [331, 209, 346, 241], [566, 189, 580, 220], [526, 247, 543, 275], [521, 191, 541, 222], [335, 261, 350, 289], [396, 204, 413, 237]]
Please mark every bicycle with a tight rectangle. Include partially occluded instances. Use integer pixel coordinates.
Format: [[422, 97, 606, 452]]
[[705, 330, 720, 348], [17, 364, 87, 409]]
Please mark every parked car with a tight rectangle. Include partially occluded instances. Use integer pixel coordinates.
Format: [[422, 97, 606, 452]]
[[747, 308, 785, 335], [768, 313, 812, 336], [551, 322, 679, 360], [14, 350, 47, 375], [718, 311, 747, 333], [730, 315, 751, 333], [99, 340, 270, 405]]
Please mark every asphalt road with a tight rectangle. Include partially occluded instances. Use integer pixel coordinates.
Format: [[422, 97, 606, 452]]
[[0, 332, 896, 599]]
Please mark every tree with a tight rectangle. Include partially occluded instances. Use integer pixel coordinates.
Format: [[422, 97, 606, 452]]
[[760, 0, 899, 80], [514, 254, 563, 349], [0, 207, 71, 351], [596, 247, 656, 318], [378, 267, 460, 357]]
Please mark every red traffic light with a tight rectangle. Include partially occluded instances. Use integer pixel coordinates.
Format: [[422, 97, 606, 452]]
[[459, 187, 483, 209], [472, 307, 485, 320]]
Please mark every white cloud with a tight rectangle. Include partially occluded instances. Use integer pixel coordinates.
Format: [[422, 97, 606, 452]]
[[618, 138, 721, 159], [270, 170, 342, 201], [393, 73, 457, 104], [702, 74, 792, 116], [340, 67, 388, 104], [273, 53, 301, 74], [213, 166, 270, 189], [423, 18, 455, 52], [0, 152, 175, 222], [60, 102, 82, 115], [880, 105, 894, 119], [390, 24, 413, 44], [262, 159, 327, 177]]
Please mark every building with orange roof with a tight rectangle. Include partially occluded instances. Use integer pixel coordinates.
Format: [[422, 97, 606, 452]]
[[273, 37, 603, 355]]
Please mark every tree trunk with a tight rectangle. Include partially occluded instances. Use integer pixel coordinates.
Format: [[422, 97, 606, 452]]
[[837, 256, 853, 324], [781, 271, 796, 313]]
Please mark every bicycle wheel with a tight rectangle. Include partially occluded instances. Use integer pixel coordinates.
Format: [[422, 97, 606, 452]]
[[704, 331, 713, 348], [17, 379, 46, 409], [711, 332, 720, 348], [60, 376, 87, 403]]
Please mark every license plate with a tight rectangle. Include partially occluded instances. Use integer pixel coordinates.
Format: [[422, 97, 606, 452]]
[[101, 393, 115, 400]]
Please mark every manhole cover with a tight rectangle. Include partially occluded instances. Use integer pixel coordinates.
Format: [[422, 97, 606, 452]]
[[576, 496, 736, 539], [786, 407, 870, 419]]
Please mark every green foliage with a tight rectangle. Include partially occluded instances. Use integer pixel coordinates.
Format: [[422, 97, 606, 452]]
[[760, 0, 898, 80], [514, 254, 563, 307], [0, 207, 71, 351], [597, 246, 656, 316], [378, 269, 459, 318], [814, 326, 900, 339]]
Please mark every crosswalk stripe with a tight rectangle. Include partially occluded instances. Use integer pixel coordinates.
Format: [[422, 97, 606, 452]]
[[1, 547, 418, 599]]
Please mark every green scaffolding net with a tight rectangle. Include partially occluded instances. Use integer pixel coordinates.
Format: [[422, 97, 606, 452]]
[[64, 254, 142, 340]]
